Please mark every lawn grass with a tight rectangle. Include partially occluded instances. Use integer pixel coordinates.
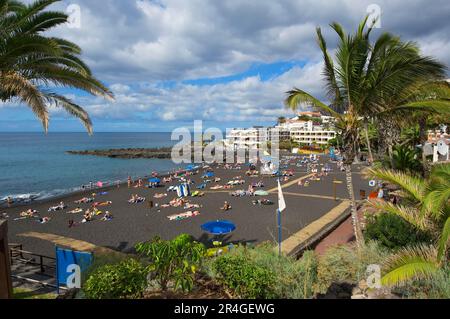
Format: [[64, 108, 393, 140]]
[[13, 287, 56, 299]]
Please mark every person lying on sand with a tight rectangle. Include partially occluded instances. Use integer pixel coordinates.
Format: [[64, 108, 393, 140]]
[[221, 201, 232, 211], [68, 207, 83, 214], [93, 208, 103, 216], [75, 197, 94, 204], [101, 211, 113, 221], [252, 199, 274, 206], [20, 209, 39, 218], [154, 193, 168, 199], [167, 210, 200, 221], [38, 217, 51, 224], [48, 202, 67, 212], [82, 211, 92, 223], [184, 202, 201, 209], [92, 201, 112, 208], [128, 194, 145, 204]]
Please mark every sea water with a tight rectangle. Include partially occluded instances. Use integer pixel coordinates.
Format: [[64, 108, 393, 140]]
[[0, 132, 179, 202]]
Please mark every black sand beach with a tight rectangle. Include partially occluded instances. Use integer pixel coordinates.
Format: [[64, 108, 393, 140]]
[[2, 156, 369, 257]]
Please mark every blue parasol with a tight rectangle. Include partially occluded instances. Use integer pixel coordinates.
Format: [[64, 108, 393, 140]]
[[186, 164, 196, 171], [201, 220, 236, 235], [203, 172, 215, 178]]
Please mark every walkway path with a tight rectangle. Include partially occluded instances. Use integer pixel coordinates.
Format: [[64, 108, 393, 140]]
[[280, 201, 351, 256]]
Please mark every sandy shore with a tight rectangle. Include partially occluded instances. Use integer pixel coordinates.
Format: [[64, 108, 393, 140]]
[[2, 156, 369, 257]]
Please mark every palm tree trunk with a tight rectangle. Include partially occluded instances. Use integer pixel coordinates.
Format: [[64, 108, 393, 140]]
[[364, 120, 374, 164], [418, 117, 429, 173], [341, 127, 364, 247], [344, 164, 364, 246]]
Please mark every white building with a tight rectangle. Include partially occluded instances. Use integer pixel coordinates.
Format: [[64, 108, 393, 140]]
[[423, 129, 450, 163], [225, 126, 269, 150], [290, 127, 336, 145], [225, 113, 337, 150]]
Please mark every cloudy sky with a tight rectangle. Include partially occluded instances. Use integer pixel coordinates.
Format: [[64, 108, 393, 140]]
[[1, 0, 449, 132]]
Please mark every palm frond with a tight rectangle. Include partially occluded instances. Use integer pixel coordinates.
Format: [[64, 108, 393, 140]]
[[0, 0, 113, 133], [44, 93, 93, 135], [384, 100, 450, 116], [364, 168, 425, 202], [285, 88, 339, 117], [1, 71, 48, 131], [437, 217, 450, 262], [382, 244, 439, 287], [422, 185, 450, 219], [316, 27, 343, 112], [368, 200, 429, 232]]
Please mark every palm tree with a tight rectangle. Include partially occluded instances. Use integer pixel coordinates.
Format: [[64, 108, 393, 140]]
[[0, 0, 114, 134], [366, 164, 449, 286], [277, 116, 287, 125], [285, 17, 448, 246], [382, 145, 422, 174], [376, 80, 450, 167]]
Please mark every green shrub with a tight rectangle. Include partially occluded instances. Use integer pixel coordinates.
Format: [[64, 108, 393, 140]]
[[315, 241, 388, 294], [398, 272, 450, 299], [135, 234, 206, 292], [206, 243, 318, 299], [83, 258, 149, 299], [393, 267, 450, 299], [211, 254, 275, 299], [364, 213, 431, 249]]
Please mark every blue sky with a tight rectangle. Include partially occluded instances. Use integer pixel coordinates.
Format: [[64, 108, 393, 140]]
[[1, 0, 449, 133]]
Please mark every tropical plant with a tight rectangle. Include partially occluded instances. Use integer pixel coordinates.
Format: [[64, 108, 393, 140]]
[[135, 234, 206, 292], [364, 212, 431, 249], [376, 80, 450, 167], [83, 258, 149, 299], [315, 241, 389, 294], [210, 254, 276, 299], [366, 163, 450, 287], [0, 0, 113, 133], [285, 17, 448, 245], [205, 244, 318, 299], [381, 145, 423, 173]]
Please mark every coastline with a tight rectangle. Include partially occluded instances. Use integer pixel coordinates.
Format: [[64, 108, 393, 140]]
[[3, 154, 368, 258], [0, 165, 185, 209]]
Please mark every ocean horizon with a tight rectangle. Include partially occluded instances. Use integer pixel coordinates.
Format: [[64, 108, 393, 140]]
[[0, 132, 180, 202]]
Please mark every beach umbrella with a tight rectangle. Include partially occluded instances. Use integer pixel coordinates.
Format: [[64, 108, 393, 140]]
[[201, 220, 236, 235], [204, 172, 215, 178], [254, 190, 269, 196]]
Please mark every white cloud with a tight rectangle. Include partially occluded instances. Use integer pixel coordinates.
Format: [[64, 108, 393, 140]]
[[7, 0, 450, 131]]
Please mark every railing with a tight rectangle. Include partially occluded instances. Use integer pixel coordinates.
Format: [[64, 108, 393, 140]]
[[8, 244, 56, 276]]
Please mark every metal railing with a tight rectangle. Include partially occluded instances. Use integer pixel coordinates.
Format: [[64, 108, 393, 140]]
[[8, 244, 56, 276]]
